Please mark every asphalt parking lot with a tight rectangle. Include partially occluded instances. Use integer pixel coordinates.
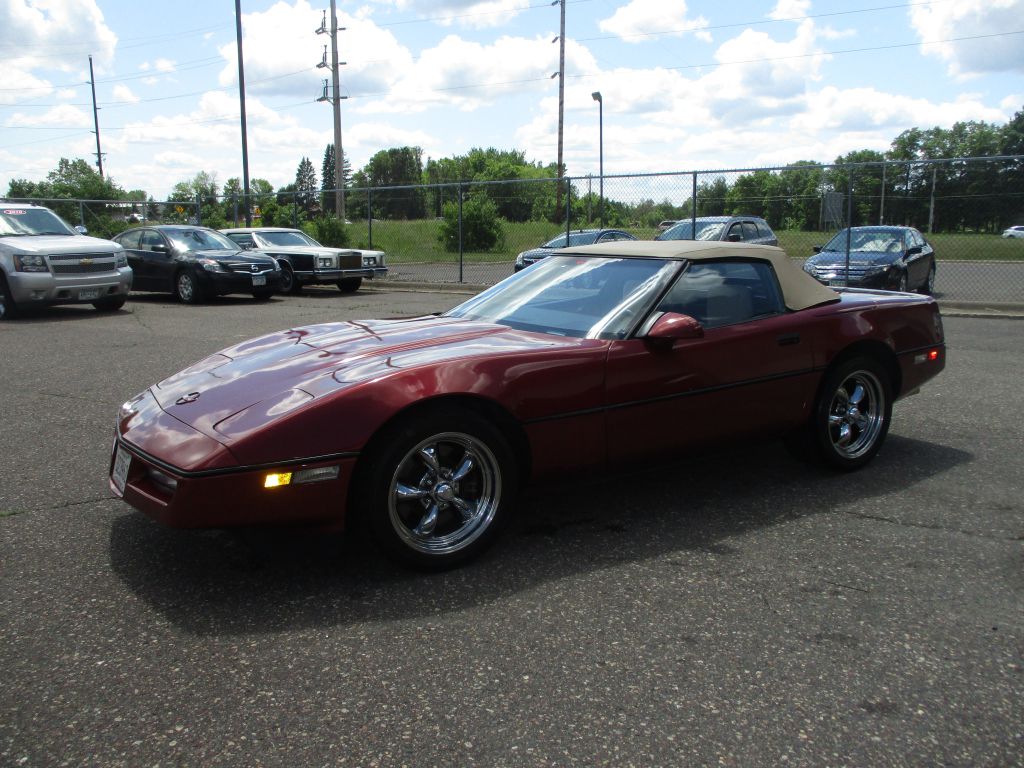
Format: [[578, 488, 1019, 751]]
[[1, 288, 1021, 766]]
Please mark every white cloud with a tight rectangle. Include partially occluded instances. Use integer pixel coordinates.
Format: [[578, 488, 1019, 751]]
[[598, 0, 710, 43], [768, 0, 811, 21], [154, 58, 176, 74], [5, 104, 90, 129], [112, 85, 139, 103], [909, 0, 1024, 76], [0, 0, 117, 73]]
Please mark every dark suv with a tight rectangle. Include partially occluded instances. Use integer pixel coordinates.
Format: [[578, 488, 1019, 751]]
[[655, 216, 778, 246]]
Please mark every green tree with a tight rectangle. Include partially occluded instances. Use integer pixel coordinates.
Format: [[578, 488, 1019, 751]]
[[362, 147, 426, 219], [439, 193, 503, 252]]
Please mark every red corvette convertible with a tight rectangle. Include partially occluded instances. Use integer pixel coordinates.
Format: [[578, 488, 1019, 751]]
[[110, 241, 945, 567]]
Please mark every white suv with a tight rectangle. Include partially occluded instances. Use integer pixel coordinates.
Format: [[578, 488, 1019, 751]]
[[0, 203, 132, 319]]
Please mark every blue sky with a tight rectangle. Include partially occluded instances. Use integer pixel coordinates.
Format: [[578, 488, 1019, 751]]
[[2, 0, 1022, 199]]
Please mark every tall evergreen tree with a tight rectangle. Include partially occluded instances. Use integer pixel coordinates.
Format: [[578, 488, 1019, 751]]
[[295, 156, 318, 213]]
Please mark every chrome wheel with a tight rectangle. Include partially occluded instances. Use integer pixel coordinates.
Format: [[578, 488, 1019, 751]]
[[387, 431, 502, 557], [176, 272, 198, 303], [826, 370, 885, 461]]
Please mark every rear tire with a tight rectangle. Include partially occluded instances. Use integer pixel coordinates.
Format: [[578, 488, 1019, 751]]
[[0, 274, 19, 320], [337, 277, 362, 293], [806, 357, 893, 471], [357, 409, 518, 569]]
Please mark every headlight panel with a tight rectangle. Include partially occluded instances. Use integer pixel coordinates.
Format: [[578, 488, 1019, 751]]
[[14, 254, 48, 272]]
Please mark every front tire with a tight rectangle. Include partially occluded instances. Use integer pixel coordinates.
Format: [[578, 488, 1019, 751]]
[[359, 409, 518, 569], [919, 263, 936, 295], [279, 263, 300, 294], [0, 274, 19, 320], [93, 296, 127, 312], [337, 277, 362, 293], [808, 357, 892, 471], [175, 270, 204, 304], [252, 289, 274, 300]]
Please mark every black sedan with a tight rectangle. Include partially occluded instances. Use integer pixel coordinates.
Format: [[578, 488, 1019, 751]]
[[803, 226, 936, 293], [112, 226, 282, 303], [514, 228, 636, 271]]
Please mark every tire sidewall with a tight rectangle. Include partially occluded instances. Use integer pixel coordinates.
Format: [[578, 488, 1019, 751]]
[[175, 270, 201, 304], [811, 357, 893, 471], [359, 409, 518, 569]]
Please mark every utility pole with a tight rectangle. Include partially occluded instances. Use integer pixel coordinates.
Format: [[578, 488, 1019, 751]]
[[553, 0, 565, 220], [235, 0, 252, 226], [88, 56, 103, 177], [317, 2, 347, 221]]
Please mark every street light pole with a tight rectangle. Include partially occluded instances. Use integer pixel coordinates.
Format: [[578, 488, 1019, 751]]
[[592, 91, 603, 228]]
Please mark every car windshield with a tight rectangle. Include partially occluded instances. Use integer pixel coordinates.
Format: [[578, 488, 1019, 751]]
[[660, 220, 726, 241], [446, 255, 678, 339], [824, 229, 901, 253], [255, 230, 321, 247], [541, 231, 602, 249], [166, 228, 238, 252], [0, 207, 76, 237]]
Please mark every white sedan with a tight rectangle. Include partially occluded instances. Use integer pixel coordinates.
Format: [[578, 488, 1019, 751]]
[[1001, 225, 1024, 239]]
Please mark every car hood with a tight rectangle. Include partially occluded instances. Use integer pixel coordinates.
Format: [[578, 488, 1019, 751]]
[[150, 315, 581, 443], [519, 247, 556, 260], [197, 249, 276, 265], [254, 245, 356, 258], [806, 250, 899, 267], [0, 234, 122, 255]]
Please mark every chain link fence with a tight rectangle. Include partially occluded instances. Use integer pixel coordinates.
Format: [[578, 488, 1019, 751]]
[[5, 155, 1022, 304]]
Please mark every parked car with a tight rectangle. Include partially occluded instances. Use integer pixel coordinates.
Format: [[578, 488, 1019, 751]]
[[514, 228, 636, 271], [1002, 225, 1024, 239], [0, 202, 132, 319], [803, 226, 936, 293], [220, 227, 387, 294], [110, 240, 945, 569], [656, 220, 678, 232], [656, 216, 778, 246], [112, 225, 281, 303]]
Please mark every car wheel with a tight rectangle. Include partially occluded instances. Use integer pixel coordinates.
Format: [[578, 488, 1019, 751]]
[[92, 296, 127, 312], [896, 272, 908, 292], [0, 274, 19, 320], [361, 409, 518, 569], [919, 263, 936, 295], [337, 277, 362, 293], [175, 270, 203, 304], [809, 357, 892, 471], [252, 289, 274, 300], [279, 263, 300, 294]]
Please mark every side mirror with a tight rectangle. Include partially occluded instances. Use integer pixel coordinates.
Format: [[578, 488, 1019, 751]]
[[906, 245, 922, 256], [75, 225, 88, 235], [812, 245, 822, 253], [645, 312, 704, 348], [151, 243, 169, 253], [726, 232, 742, 242]]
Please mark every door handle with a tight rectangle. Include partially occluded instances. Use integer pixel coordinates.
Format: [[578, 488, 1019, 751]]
[[776, 333, 800, 346]]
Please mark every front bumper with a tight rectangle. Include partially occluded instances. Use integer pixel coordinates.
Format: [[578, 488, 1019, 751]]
[[805, 267, 901, 290], [199, 269, 283, 295], [110, 435, 357, 530], [7, 266, 132, 305], [296, 266, 388, 285]]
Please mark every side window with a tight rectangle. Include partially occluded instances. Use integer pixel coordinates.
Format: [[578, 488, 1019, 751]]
[[726, 223, 744, 241], [655, 260, 784, 329], [139, 230, 164, 251], [756, 221, 774, 239], [228, 233, 254, 248], [117, 230, 141, 249], [742, 222, 759, 241]]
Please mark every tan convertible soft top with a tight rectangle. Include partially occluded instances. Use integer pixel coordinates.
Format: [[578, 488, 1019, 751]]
[[561, 240, 839, 311]]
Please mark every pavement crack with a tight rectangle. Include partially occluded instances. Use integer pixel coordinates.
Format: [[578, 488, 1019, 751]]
[[842, 510, 1018, 542]]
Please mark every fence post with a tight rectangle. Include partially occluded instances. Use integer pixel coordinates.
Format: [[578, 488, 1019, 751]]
[[368, 189, 374, 249], [564, 179, 571, 243], [458, 183, 464, 283], [232, 194, 238, 227], [79, 201, 85, 228], [691, 172, 697, 238], [196, 194, 202, 226], [928, 165, 937, 234], [879, 161, 886, 225], [845, 168, 853, 283], [292, 196, 298, 229]]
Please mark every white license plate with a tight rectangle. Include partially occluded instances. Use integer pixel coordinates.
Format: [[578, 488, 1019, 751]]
[[79, 288, 100, 300], [112, 445, 131, 495], [252, 275, 266, 287]]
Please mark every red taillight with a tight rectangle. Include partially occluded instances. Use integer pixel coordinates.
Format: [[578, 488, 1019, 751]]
[[928, 349, 939, 361]]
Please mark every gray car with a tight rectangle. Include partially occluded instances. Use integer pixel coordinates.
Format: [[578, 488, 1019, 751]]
[[0, 203, 132, 319], [655, 216, 778, 246]]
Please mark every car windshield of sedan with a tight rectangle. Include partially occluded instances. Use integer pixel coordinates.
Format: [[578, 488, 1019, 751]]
[[446, 255, 678, 339], [541, 231, 603, 249], [824, 229, 901, 253], [166, 229, 239, 252], [662, 221, 726, 241], [255, 230, 321, 247], [0, 207, 76, 237]]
